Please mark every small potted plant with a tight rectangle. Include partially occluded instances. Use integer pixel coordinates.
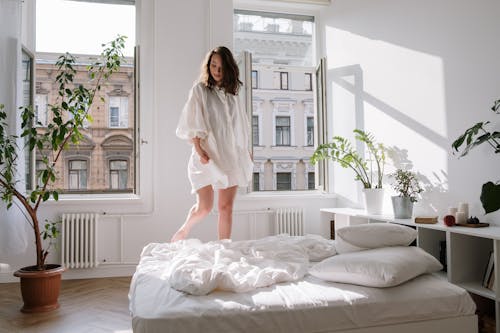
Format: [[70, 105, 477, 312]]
[[390, 169, 423, 219], [311, 129, 386, 214], [0, 36, 126, 313]]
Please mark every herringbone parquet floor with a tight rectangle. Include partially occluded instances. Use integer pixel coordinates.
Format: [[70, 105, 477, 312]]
[[0, 277, 132, 333]]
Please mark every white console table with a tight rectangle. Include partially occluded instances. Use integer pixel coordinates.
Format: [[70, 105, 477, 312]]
[[321, 207, 500, 333]]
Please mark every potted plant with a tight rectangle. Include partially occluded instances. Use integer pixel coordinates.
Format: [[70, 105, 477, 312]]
[[0, 36, 126, 313], [389, 169, 423, 219], [451, 99, 500, 214], [311, 129, 386, 214]]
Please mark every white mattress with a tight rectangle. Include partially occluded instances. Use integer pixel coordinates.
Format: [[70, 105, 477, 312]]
[[129, 269, 476, 333]]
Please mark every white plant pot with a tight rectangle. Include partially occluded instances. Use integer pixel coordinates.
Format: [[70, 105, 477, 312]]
[[362, 188, 385, 215]]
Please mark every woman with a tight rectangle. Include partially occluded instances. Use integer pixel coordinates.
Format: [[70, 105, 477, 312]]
[[172, 46, 253, 242]]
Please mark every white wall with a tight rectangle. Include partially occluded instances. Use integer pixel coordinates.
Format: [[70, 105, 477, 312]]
[[5, 0, 498, 282], [0, 0, 334, 282], [319, 0, 500, 222]]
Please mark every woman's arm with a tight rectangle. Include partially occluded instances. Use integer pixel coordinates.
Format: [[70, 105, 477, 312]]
[[192, 137, 210, 164]]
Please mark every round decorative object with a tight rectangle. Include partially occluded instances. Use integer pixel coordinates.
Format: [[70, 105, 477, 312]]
[[444, 214, 456, 227]]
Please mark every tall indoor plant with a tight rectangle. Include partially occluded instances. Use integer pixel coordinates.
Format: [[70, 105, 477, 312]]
[[389, 169, 423, 218], [0, 36, 126, 312], [311, 129, 386, 214], [452, 99, 500, 214]]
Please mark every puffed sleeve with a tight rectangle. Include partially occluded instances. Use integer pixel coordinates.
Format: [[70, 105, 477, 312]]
[[176, 83, 209, 141]]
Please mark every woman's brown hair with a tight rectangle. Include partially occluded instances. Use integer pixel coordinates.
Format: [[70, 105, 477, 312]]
[[199, 46, 242, 95]]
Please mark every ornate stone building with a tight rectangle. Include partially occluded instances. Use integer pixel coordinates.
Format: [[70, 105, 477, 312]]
[[34, 53, 135, 193], [234, 11, 315, 191]]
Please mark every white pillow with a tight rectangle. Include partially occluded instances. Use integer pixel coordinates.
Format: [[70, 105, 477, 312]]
[[336, 223, 417, 253], [309, 246, 443, 287]]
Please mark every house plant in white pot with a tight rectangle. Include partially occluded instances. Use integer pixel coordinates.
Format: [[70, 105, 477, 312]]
[[311, 129, 386, 214], [389, 169, 423, 219], [0, 36, 126, 313]]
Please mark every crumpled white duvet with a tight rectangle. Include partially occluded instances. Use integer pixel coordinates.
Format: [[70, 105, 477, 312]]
[[138, 234, 336, 295]]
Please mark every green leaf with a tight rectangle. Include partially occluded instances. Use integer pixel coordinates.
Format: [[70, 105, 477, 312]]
[[480, 181, 500, 214]]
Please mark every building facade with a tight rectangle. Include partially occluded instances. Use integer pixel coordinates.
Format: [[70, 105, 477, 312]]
[[34, 53, 135, 193], [234, 11, 315, 191]]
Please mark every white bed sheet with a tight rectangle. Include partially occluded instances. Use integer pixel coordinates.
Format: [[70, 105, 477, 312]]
[[129, 268, 476, 333]]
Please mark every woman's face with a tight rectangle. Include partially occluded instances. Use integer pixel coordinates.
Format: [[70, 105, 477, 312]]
[[209, 53, 223, 85]]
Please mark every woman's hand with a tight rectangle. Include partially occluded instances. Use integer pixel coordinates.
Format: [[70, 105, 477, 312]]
[[192, 137, 210, 164]]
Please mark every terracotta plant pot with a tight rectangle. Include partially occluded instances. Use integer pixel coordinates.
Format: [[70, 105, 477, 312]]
[[13, 264, 66, 313]]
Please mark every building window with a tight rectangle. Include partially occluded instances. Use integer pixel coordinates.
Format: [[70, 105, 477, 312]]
[[275, 116, 291, 146], [109, 96, 129, 128], [308, 172, 315, 190], [273, 72, 288, 90], [68, 160, 88, 190], [31, 0, 137, 194], [35, 160, 46, 188], [251, 70, 258, 89], [252, 115, 259, 146], [253, 173, 260, 191], [110, 160, 128, 190], [277, 172, 291, 190], [305, 73, 312, 91], [34, 94, 48, 127], [306, 116, 314, 146]]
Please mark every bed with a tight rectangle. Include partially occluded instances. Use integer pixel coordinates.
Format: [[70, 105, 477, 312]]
[[128, 230, 477, 333]]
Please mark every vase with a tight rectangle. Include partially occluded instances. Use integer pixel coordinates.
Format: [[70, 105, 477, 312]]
[[391, 196, 413, 219], [14, 264, 66, 313], [362, 188, 384, 215]]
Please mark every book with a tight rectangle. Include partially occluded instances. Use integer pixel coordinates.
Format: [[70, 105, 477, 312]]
[[483, 251, 494, 288], [487, 268, 495, 291], [414, 216, 438, 224]]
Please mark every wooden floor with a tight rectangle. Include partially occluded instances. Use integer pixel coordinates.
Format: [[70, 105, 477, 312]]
[[0, 277, 132, 333]]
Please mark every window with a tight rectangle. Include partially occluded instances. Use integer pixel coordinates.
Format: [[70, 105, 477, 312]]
[[33, 0, 136, 194], [251, 70, 258, 89], [234, 9, 316, 192], [68, 160, 88, 190], [305, 73, 312, 91], [308, 172, 315, 190], [275, 116, 290, 146], [35, 94, 48, 127], [252, 115, 259, 146], [276, 172, 291, 190], [306, 116, 314, 146], [110, 160, 128, 190], [274, 72, 288, 90], [109, 96, 129, 128], [253, 173, 260, 191], [35, 160, 46, 188]]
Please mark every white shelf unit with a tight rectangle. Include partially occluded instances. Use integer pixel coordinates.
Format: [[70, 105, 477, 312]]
[[320, 207, 500, 333]]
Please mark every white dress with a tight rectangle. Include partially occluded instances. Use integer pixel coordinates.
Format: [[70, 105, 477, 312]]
[[176, 82, 253, 194]]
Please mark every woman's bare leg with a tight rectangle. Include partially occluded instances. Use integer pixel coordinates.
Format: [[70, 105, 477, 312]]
[[171, 185, 214, 242], [217, 186, 238, 240]]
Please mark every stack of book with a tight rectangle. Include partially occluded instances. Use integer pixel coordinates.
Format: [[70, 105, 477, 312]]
[[483, 252, 495, 291]]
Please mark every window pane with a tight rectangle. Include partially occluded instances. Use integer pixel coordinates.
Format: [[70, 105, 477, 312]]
[[276, 172, 291, 190], [307, 116, 314, 146], [34, 0, 136, 194], [276, 116, 290, 146], [234, 10, 315, 192], [253, 173, 260, 191], [252, 115, 259, 146], [251, 70, 258, 89], [308, 172, 315, 190]]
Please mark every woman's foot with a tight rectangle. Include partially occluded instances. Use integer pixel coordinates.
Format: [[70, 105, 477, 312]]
[[171, 228, 188, 242]]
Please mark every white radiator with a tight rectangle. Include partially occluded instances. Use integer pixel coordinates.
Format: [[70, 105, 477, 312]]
[[61, 213, 99, 269], [274, 208, 304, 236]]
